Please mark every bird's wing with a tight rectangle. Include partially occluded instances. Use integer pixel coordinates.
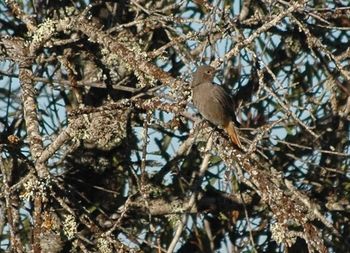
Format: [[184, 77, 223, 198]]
[[211, 85, 234, 113]]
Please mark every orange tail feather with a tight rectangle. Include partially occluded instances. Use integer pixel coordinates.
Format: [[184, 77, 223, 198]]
[[224, 121, 242, 148]]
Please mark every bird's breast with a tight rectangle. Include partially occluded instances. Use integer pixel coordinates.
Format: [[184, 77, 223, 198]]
[[192, 83, 231, 126]]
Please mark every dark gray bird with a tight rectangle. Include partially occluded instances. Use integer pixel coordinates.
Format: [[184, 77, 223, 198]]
[[191, 65, 242, 148]]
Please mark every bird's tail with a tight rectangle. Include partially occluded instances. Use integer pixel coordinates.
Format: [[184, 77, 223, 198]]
[[224, 121, 242, 148]]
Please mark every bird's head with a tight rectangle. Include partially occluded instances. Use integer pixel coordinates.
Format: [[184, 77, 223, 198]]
[[191, 65, 216, 87]]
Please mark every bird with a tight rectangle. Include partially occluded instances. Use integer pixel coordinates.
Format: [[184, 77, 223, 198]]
[[191, 65, 242, 148]]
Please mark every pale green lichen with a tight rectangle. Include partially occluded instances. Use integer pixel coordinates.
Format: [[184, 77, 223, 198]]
[[97, 237, 113, 253], [134, 68, 157, 88], [173, 202, 185, 214], [101, 48, 132, 83], [63, 214, 77, 240], [32, 19, 56, 45], [20, 176, 37, 201], [70, 239, 79, 253], [101, 34, 157, 88], [271, 222, 296, 246], [166, 214, 182, 227], [72, 109, 128, 151], [285, 36, 301, 54], [60, 6, 76, 16], [20, 176, 52, 202]]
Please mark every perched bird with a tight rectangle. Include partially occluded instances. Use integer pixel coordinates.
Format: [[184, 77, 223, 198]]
[[191, 65, 242, 148]]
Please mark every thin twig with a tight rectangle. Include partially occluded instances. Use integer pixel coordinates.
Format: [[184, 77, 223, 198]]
[[166, 135, 213, 253]]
